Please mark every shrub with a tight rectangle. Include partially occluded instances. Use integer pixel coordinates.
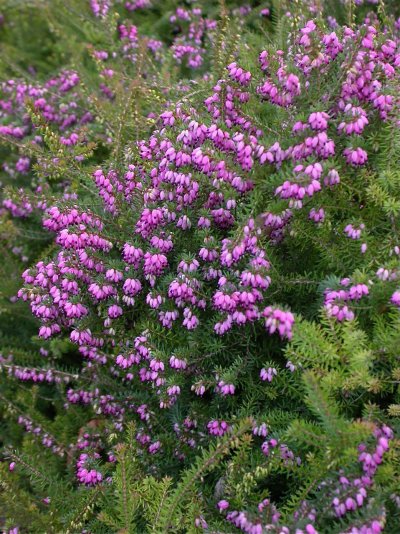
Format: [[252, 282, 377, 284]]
[[1, 1, 400, 533]]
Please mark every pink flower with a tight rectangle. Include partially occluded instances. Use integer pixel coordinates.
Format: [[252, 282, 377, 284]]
[[391, 291, 400, 307], [260, 367, 277, 382], [217, 500, 230, 511], [108, 304, 123, 318]]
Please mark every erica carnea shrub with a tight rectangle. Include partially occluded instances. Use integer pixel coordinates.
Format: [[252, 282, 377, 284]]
[[1, 1, 400, 533]]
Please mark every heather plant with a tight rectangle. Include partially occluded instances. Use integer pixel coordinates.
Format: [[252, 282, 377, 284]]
[[1, 1, 400, 533], [0, 0, 189, 349]]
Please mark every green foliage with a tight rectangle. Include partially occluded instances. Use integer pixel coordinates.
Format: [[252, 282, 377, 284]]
[[1, 1, 400, 533]]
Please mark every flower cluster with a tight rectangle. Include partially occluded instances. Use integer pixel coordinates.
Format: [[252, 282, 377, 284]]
[[0, 70, 95, 220], [2, 5, 400, 532], [169, 7, 217, 69], [217, 425, 392, 534], [76, 452, 103, 485], [324, 281, 369, 321], [16, 416, 65, 457], [16, 20, 400, 476]]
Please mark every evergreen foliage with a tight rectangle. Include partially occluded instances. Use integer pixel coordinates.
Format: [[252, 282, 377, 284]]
[[1, 1, 400, 533]]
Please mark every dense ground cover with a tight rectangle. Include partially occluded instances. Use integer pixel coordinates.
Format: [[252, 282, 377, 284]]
[[1, 1, 400, 532]]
